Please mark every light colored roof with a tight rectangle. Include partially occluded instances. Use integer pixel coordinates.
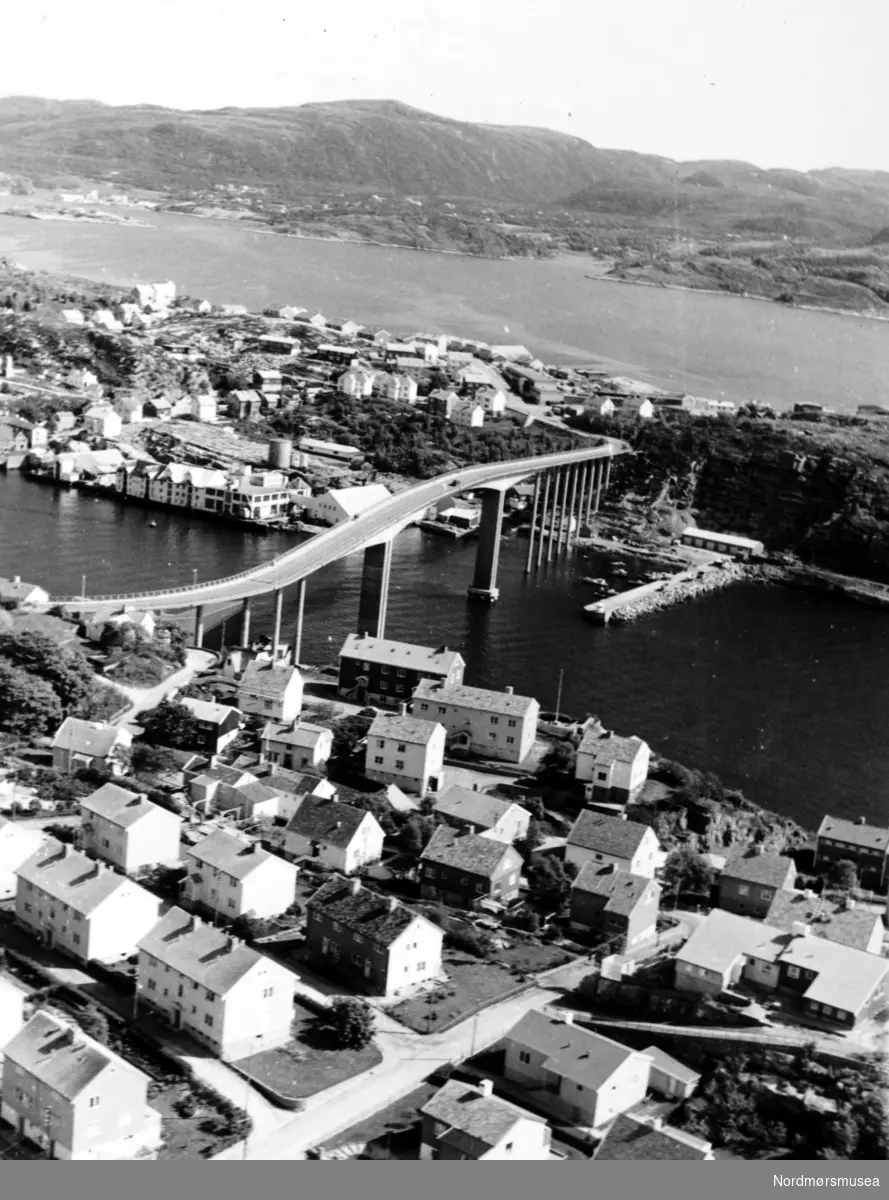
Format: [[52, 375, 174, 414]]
[[138, 907, 269, 994], [764, 890, 884, 952], [433, 785, 525, 831], [777, 934, 889, 1015], [261, 720, 329, 749], [340, 633, 465, 675], [16, 840, 154, 917], [420, 826, 519, 878], [421, 1080, 543, 1152], [506, 1010, 638, 1091], [577, 728, 648, 764], [238, 661, 301, 700], [816, 815, 889, 854], [641, 1046, 701, 1085], [567, 811, 654, 860], [0, 577, 46, 601], [52, 718, 128, 758], [413, 679, 537, 719], [323, 483, 391, 517], [675, 909, 786, 976], [369, 712, 443, 747], [188, 829, 283, 880], [681, 527, 763, 550], [721, 852, 796, 889], [5, 1010, 148, 1101], [298, 437, 361, 455], [81, 782, 177, 830], [572, 862, 657, 915], [0, 818, 46, 865], [181, 697, 242, 726]]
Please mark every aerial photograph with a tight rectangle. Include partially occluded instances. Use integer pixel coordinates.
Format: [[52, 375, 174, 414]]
[[0, 0, 887, 1187]]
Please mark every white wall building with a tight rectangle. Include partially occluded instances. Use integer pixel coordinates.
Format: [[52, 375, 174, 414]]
[[301, 483, 391, 526], [412, 680, 539, 765], [237, 662, 304, 725], [0, 819, 47, 900], [365, 713, 446, 796], [80, 783, 181, 875], [183, 829, 297, 920], [260, 720, 333, 771], [565, 812, 661, 880]]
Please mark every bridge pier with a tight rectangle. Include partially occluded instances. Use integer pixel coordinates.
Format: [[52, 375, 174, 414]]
[[194, 605, 205, 648], [241, 597, 252, 646], [537, 472, 551, 568], [566, 465, 579, 547], [292, 579, 306, 666], [547, 470, 563, 560], [525, 474, 541, 574], [358, 539, 394, 638], [468, 487, 505, 603], [271, 588, 284, 661]]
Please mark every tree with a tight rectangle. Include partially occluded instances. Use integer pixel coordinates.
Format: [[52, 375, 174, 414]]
[[0, 631, 95, 712], [515, 816, 545, 860], [401, 814, 436, 855], [0, 657, 64, 736], [826, 859, 858, 892], [320, 998, 375, 1049], [525, 854, 576, 911], [43, 822, 78, 844], [331, 714, 372, 760], [130, 744, 178, 776], [537, 741, 576, 782], [661, 848, 715, 897], [139, 699, 202, 749]]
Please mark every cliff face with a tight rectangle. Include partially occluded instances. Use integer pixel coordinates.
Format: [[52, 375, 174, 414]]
[[607, 415, 889, 581]]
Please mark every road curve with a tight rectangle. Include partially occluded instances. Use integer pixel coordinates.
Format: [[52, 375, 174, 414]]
[[49, 440, 628, 611]]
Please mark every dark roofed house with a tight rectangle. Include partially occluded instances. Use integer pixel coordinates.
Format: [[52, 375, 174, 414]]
[[569, 862, 661, 953], [565, 811, 660, 879], [815, 816, 889, 886], [419, 826, 522, 909], [419, 1079, 552, 1160], [282, 795, 385, 875], [594, 1114, 713, 1161], [338, 632, 465, 706], [717, 851, 798, 919], [305, 875, 443, 997]]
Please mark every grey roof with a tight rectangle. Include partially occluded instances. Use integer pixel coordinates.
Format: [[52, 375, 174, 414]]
[[188, 830, 284, 880], [421, 1080, 543, 1152], [413, 679, 537, 719], [506, 1010, 638, 1091], [285, 796, 373, 847], [137, 907, 267, 994], [238, 661, 301, 700], [81, 782, 177, 830], [236, 780, 284, 807], [181, 698, 242, 726], [308, 877, 437, 947], [51, 718, 124, 758], [676, 910, 787, 975], [261, 720, 329, 749], [16, 841, 154, 917], [433, 785, 526, 831], [420, 826, 520, 878], [595, 1114, 711, 1161], [567, 811, 654, 860], [0, 577, 45, 600], [368, 713, 444, 747], [816, 816, 889, 855], [777, 934, 889, 1014], [191, 764, 256, 788], [641, 1046, 701, 1086], [721, 852, 796, 889], [5, 1010, 148, 1101], [340, 633, 464, 676], [571, 862, 658, 916], [577, 728, 648, 764], [764, 890, 883, 952]]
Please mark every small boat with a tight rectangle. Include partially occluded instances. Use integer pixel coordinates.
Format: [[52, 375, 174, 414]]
[[148, 520, 158, 527], [611, 565, 629, 577]]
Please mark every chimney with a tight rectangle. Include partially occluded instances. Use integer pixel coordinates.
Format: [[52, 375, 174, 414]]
[[350, 878, 362, 896], [561, 1011, 574, 1026], [651, 1116, 663, 1132], [505, 686, 514, 695], [472, 783, 479, 792], [336, 820, 342, 830], [478, 1079, 494, 1098], [398, 702, 408, 716], [387, 896, 398, 913], [857, 816, 867, 826], [750, 845, 764, 857], [12, 575, 20, 585], [791, 921, 810, 938]]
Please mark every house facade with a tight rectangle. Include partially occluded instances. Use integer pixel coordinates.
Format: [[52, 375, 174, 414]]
[[237, 662, 304, 724], [51, 719, 132, 777], [183, 830, 297, 920], [814, 815, 889, 886], [432, 785, 531, 844], [137, 908, 297, 1060], [260, 720, 333, 771], [1, 1011, 162, 1160], [569, 863, 661, 952], [575, 730, 650, 806], [419, 827, 523, 909], [305, 876, 443, 997], [420, 1079, 552, 1160], [365, 713, 446, 796], [283, 796, 385, 875], [301, 483, 390, 526], [717, 852, 798, 919], [180, 698, 242, 755], [0, 819, 46, 900], [565, 812, 660, 879], [411, 680, 539, 765], [79, 782, 182, 874], [338, 633, 465, 705]]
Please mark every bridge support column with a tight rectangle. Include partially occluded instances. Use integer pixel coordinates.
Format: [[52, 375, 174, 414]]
[[194, 606, 205, 648], [578, 462, 592, 536], [358, 539, 394, 638], [537, 472, 551, 568], [241, 597, 252, 647], [271, 588, 284, 661], [547, 470, 563, 561], [593, 459, 604, 516], [585, 462, 597, 528], [525, 474, 541, 573], [557, 468, 572, 550], [468, 488, 506, 603], [292, 579, 306, 666], [566, 465, 580, 547]]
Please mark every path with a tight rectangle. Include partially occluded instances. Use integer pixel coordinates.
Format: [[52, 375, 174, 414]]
[[109, 648, 217, 731]]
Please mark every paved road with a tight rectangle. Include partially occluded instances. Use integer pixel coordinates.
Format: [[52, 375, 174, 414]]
[[106, 648, 217, 731], [46, 441, 627, 611]]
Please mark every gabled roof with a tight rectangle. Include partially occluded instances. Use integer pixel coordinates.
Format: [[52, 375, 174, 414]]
[[776, 933, 889, 1015], [322, 483, 391, 517], [641, 1046, 701, 1085], [238, 661, 301, 700], [340, 634, 465, 676], [721, 852, 796, 889], [567, 811, 655, 860], [261, 720, 330, 749], [51, 718, 128, 758], [506, 1010, 638, 1091], [285, 796, 375, 848], [420, 826, 520, 878], [181, 697, 242, 726], [577, 728, 648, 764], [369, 713, 444, 747], [421, 1080, 543, 1153], [81, 782, 177, 830], [595, 1114, 712, 1161], [764, 890, 883, 952], [5, 1010, 148, 1102], [191, 764, 257, 789], [675, 909, 786, 976], [571, 862, 658, 916], [138, 907, 273, 994], [816, 815, 889, 855], [16, 840, 155, 918], [413, 679, 537, 719], [433, 785, 525, 831], [0, 576, 46, 601], [188, 829, 284, 880], [307, 876, 438, 947]]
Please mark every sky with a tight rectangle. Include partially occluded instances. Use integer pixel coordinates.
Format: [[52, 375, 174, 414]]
[[6, 0, 888, 171]]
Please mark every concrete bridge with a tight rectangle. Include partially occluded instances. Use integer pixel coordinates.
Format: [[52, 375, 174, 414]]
[[47, 440, 629, 656]]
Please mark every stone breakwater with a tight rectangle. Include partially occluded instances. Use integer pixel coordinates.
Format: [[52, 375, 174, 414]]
[[600, 560, 748, 624]]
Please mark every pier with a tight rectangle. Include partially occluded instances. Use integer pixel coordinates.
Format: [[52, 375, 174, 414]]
[[584, 559, 743, 624]]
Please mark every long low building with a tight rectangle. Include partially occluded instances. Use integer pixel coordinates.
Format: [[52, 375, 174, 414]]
[[411, 679, 539, 765], [680, 527, 764, 559]]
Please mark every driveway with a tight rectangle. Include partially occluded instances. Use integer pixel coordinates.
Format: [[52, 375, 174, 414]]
[[112, 648, 217, 731]]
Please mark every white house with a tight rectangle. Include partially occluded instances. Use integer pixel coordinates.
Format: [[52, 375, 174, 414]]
[[338, 369, 375, 398], [411, 680, 539, 765], [477, 387, 508, 417], [0, 576, 51, 609], [565, 812, 660, 879], [183, 829, 297, 920], [301, 483, 391, 526], [260, 720, 333, 771], [237, 661, 304, 724], [621, 395, 655, 419], [51, 719, 132, 777], [15, 840, 162, 963], [420, 1079, 552, 1160], [450, 399, 485, 428], [137, 908, 297, 1060], [385, 373, 419, 403], [283, 796, 385, 875], [1, 1011, 163, 1160], [365, 713, 446, 796], [189, 394, 218, 423], [0, 975, 26, 1055], [432, 785, 531, 845], [575, 729, 651, 806], [79, 782, 182, 875], [0, 819, 46, 900], [83, 406, 123, 440]]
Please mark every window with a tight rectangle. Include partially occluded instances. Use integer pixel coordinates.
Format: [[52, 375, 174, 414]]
[[263, 987, 274, 998], [377, 739, 385, 749], [506, 736, 515, 746], [395, 759, 404, 770], [204, 1014, 214, 1027], [102, 838, 110, 848], [396, 669, 406, 678], [438, 707, 447, 716], [147, 979, 156, 991], [89, 1096, 100, 1108], [488, 731, 496, 741], [205, 989, 217, 1001], [507, 719, 517, 729], [23, 902, 31, 913], [381, 665, 390, 675], [228, 898, 236, 910], [380, 680, 388, 691], [354, 934, 363, 944], [737, 884, 750, 895], [264, 700, 274, 711], [787, 966, 800, 979], [420, 703, 429, 712], [73, 933, 81, 945], [361, 662, 370, 671], [332, 921, 341, 933], [505, 1142, 513, 1151], [374, 755, 384, 765], [759, 889, 771, 900], [518, 1051, 531, 1064], [417, 962, 426, 971], [822, 1005, 833, 1016], [490, 716, 499, 725], [397, 743, 406, 753], [396, 685, 404, 694]]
